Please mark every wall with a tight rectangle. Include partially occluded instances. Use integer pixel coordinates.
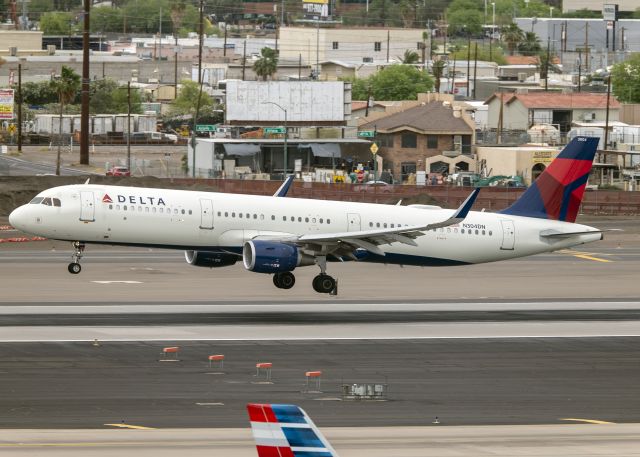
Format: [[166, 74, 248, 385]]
[[476, 145, 560, 185], [0, 31, 43, 52]]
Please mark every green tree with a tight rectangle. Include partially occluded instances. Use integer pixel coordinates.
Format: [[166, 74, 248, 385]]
[[351, 65, 434, 101], [611, 53, 640, 103], [29, 0, 54, 20], [22, 81, 59, 106], [449, 44, 507, 65], [253, 47, 279, 81], [447, 8, 483, 36], [400, 50, 420, 64], [170, 0, 187, 41], [501, 22, 525, 55], [171, 80, 213, 117], [91, 6, 123, 33], [50, 66, 80, 175], [90, 79, 143, 114], [518, 32, 541, 56], [39, 11, 76, 35], [431, 60, 446, 93]]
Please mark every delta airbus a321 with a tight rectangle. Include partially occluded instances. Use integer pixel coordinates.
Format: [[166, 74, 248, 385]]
[[9, 137, 604, 294]]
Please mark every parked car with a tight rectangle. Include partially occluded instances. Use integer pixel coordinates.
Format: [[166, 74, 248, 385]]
[[106, 166, 131, 177], [355, 181, 393, 192]]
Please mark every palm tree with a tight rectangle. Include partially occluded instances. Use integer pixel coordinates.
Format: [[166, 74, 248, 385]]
[[431, 59, 446, 93], [518, 32, 541, 56], [501, 23, 525, 56], [401, 50, 420, 64], [50, 65, 80, 175], [253, 47, 278, 81]]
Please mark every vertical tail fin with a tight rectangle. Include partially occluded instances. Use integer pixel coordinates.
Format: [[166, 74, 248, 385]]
[[247, 403, 338, 457], [500, 136, 598, 222]]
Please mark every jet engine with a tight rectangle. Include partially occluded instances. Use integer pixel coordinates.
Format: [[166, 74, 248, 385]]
[[242, 240, 314, 273], [184, 250, 238, 268]]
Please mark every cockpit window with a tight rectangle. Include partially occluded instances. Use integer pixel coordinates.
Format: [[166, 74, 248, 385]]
[[41, 198, 53, 206], [52, 198, 61, 207], [30, 197, 44, 204]]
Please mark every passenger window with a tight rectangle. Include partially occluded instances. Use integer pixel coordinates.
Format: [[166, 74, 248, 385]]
[[454, 228, 458, 233], [260, 214, 264, 220], [482, 230, 486, 235], [369, 222, 373, 227], [145, 207, 149, 213], [376, 223, 380, 228], [320, 218, 323, 224], [305, 217, 309, 223], [29, 197, 44, 204], [239, 213, 243, 218], [312, 218, 316, 223], [232, 212, 236, 218], [327, 219, 331, 224], [447, 228, 451, 233], [138, 206, 142, 212], [109, 204, 113, 210], [246, 213, 250, 219], [461, 229, 465, 234], [130, 206, 134, 211], [181, 209, 185, 214], [391, 224, 394, 228], [272, 215, 276, 221], [174, 209, 178, 214], [282, 216, 286, 221], [225, 212, 229, 217], [217, 212, 221, 217], [124, 205, 128, 211], [53, 198, 61, 207], [489, 231, 493, 236], [189, 210, 192, 215], [291, 216, 294, 222], [159, 208, 163, 213], [383, 223, 387, 228], [254, 214, 258, 219], [152, 207, 156, 213], [298, 217, 302, 222], [475, 229, 479, 235]]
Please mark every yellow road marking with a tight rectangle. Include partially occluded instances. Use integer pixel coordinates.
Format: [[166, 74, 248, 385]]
[[561, 418, 615, 425], [572, 254, 612, 263], [104, 423, 156, 430]]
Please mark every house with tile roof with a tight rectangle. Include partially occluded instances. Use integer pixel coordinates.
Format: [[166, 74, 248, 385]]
[[484, 92, 621, 133], [359, 93, 475, 181]]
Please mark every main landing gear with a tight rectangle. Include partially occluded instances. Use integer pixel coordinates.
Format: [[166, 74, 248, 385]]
[[271, 256, 338, 295], [67, 241, 85, 274]]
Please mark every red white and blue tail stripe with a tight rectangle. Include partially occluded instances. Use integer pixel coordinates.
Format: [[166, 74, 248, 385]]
[[247, 403, 338, 457]]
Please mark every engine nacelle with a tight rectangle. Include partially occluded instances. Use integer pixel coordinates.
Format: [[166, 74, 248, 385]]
[[242, 240, 314, 273], [184, 250, 238, 268]]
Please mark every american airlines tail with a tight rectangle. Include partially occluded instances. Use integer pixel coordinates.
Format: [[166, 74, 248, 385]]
[[247, 403, 338, 457], [500, 136, 599, 222]]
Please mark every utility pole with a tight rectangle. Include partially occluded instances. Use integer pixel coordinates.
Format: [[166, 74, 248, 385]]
[[466, 31, 471, 98], [17, 63, 22, 153], [544, 36, 550, 91], [604, 75, 612, 150], [197, 0, 203, 85], [386, 30, 390, 63], [585, 22, 589, 75], [127, 81, 131, 171], [577, 50, 582, 92], [223, 22, 228, 57], [242, 40, 247, 80], [80, 0, 90, 165], [158, 6, 162, 61], [472, 42, 478, 99]]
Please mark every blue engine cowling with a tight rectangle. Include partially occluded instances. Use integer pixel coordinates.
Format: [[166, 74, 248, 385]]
[[184, 250, 238, 268], [242, 240, 314, 273]]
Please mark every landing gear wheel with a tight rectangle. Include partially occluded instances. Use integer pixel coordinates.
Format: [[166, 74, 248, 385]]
[[68, 262, 81, 274], [68, 241, 85, 274], [312, 274, 336, 294], [278, 272, 295, 289], [273, 272, 296, 289]]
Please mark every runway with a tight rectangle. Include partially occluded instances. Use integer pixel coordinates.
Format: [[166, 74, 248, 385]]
[[1, 218, 640, 455]]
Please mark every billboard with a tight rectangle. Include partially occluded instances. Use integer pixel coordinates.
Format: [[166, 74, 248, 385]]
[[603, 4, 618, 21], [303, 0, 330, 18], [226, 81, 346, 124], [0, 89, 14, 120]]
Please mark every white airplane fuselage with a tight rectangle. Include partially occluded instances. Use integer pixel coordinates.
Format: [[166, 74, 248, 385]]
[[9, 184, 602, 267]]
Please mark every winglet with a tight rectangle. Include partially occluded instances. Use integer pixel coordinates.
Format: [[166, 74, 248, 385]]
[[247, 403, 338, 457], [273, 175, 295, 197], [452, 187, 480, 220]]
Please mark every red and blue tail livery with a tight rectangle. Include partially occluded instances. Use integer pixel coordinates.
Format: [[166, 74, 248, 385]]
[[501, 136, 599, 223], [247, 403, 338, 457]]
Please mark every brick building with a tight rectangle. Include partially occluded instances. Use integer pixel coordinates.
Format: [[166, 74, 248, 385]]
[[359, 94, 475, 181]]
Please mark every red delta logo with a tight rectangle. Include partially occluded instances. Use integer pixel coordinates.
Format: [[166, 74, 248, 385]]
[[102, 194, 113, 203]]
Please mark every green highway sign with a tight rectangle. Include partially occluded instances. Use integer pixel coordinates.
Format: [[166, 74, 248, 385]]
[[358, 130, 375, 138], [264, 127, 286, 134], [196, 124, 216, 132]]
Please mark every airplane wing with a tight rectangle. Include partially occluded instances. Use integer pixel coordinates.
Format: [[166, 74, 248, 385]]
[[540, 228, 619, 239], [273, 175, 295, 197], [254, 188, 480, 257]]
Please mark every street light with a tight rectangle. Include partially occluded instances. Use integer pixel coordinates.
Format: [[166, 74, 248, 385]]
[[262, 101, 288, 179]]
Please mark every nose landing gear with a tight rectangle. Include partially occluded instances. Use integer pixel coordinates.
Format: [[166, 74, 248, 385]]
[[68, 241, 85, 274]]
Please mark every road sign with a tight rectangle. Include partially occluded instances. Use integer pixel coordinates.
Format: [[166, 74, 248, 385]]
[[196, 124, 216, 132], [265, 127, 286, 134], [370, 143, 379, 154], [358, 130, 375, 138]]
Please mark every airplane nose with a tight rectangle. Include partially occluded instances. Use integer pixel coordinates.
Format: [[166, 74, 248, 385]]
[[8, 205, 26, 231]]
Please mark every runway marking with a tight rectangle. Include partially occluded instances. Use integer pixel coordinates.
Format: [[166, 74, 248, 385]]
[[560, 418, 615, 425], [104, 423, 156, 430], [196, 402, 224, 406], [558, 249, 612, 263], [92, 281, 143, 284]]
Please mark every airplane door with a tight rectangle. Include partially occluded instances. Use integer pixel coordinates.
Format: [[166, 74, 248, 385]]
[[199, 199, 214, 229], [347, 213, 361, 231], [500, 219, 515, 250], [79, 191, 95, 222]]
